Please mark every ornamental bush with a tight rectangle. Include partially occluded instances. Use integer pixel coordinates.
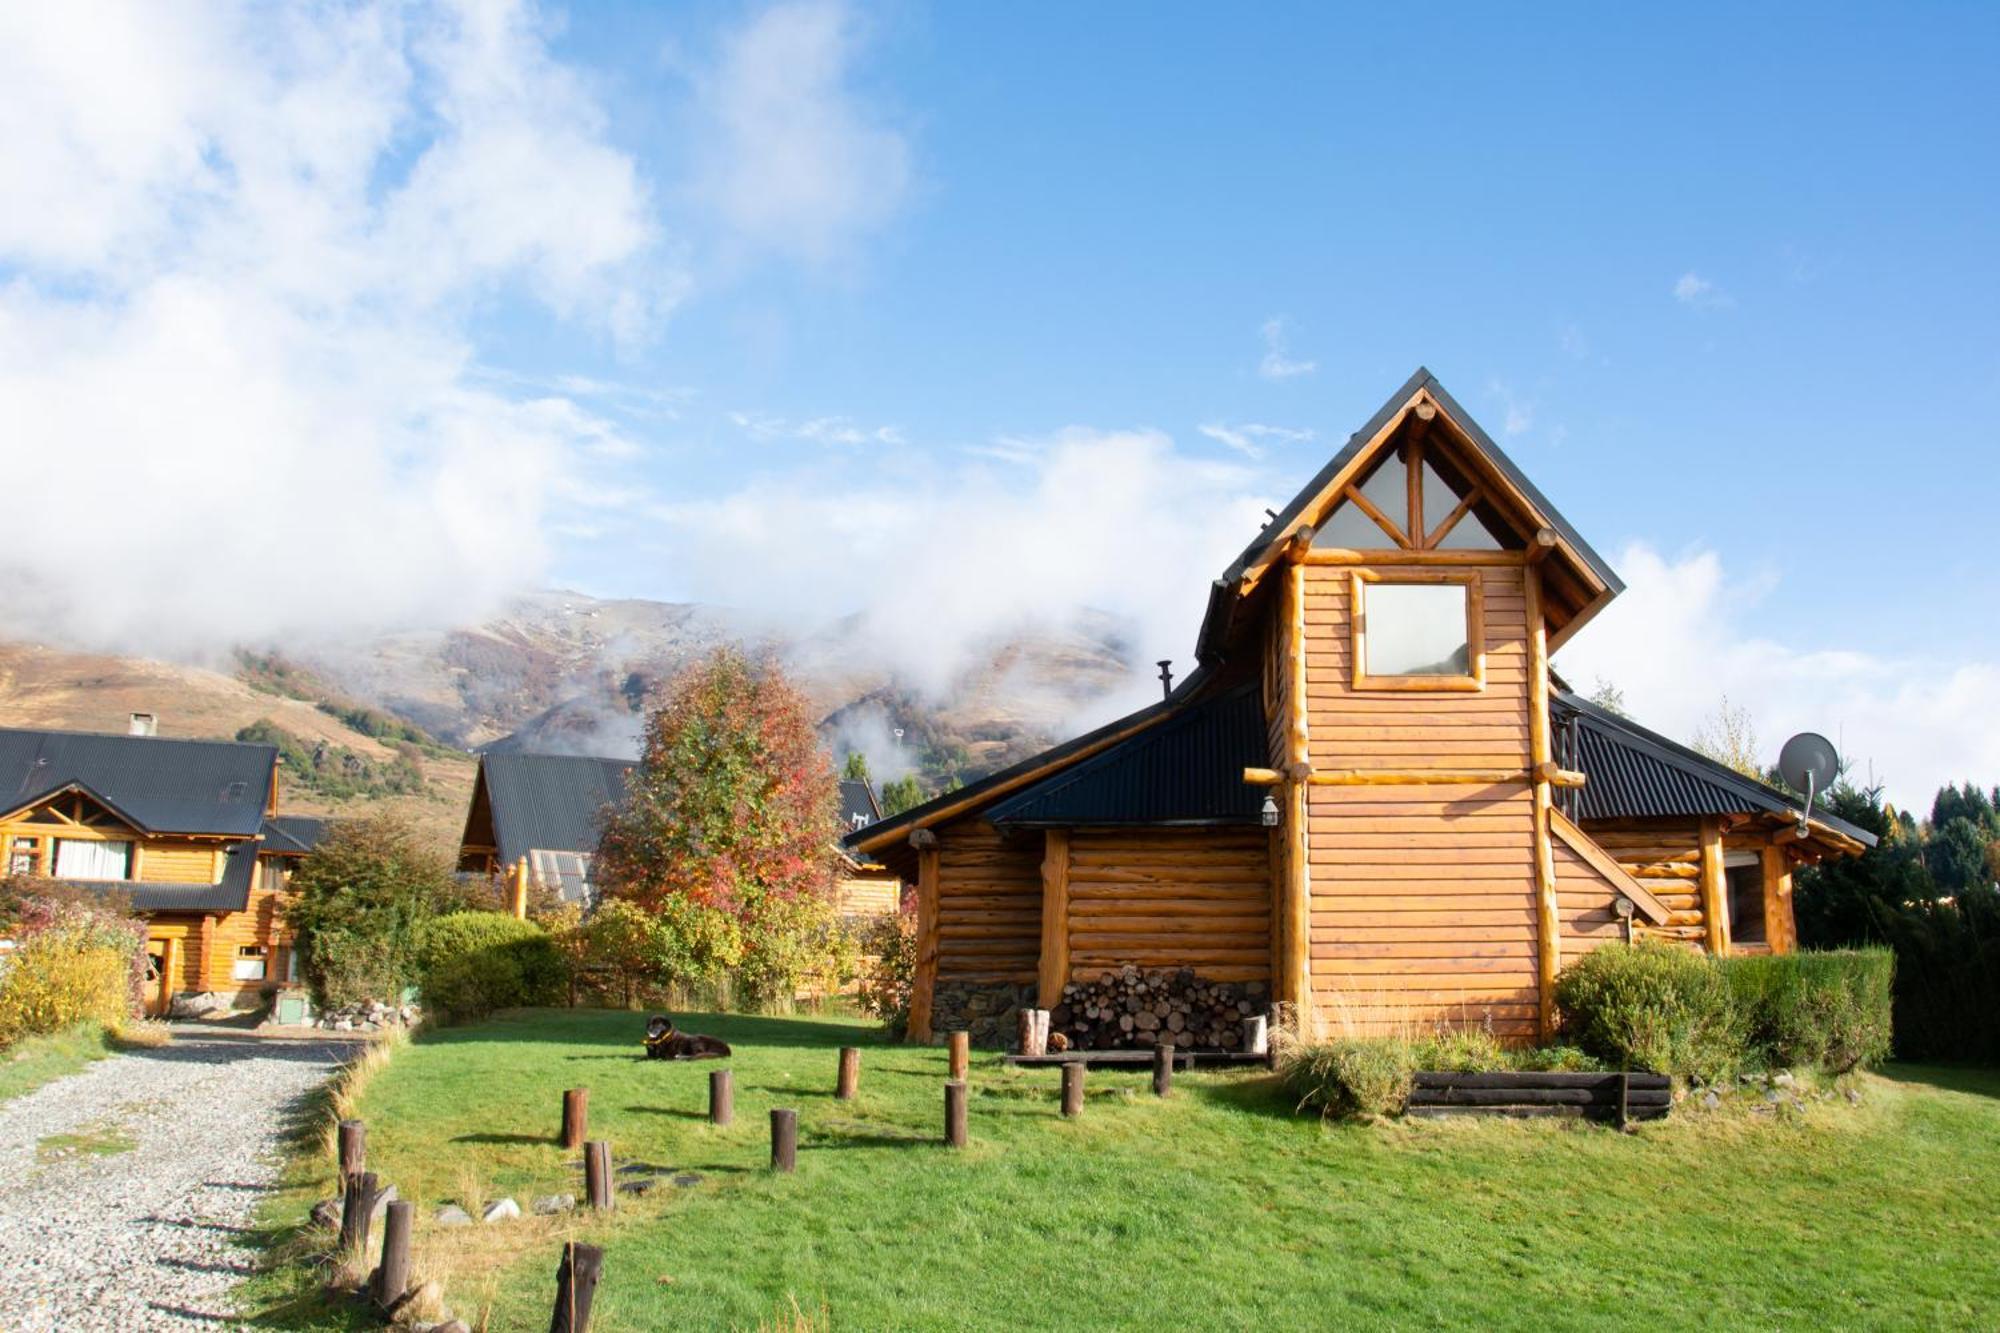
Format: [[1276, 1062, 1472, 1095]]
[[1554, 940, 1744, 1081], [0, 892, 146, 1047], [417, 912, 567, 1022], [1278, 1037, 1416, 1119], [286, 813, 459, 1010], [1722, 948, 1895, 1073], [856, 900, 918, 1035]]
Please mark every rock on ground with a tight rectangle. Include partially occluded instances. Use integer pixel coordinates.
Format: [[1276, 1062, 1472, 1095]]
[[0, 1031, 347, 1331]]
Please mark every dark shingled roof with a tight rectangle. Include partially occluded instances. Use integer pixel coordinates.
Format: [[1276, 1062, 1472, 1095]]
[[260, 814, 332, 857], [839, 778, 881, 830], [986, 685, 1267, 828], [0, 727, 274, 837], [1555, 693, 1876, 846], [479, 753, 634, 868], [64, 839, 261, 914]]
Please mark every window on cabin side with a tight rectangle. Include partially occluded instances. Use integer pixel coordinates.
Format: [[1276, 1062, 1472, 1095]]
[[233, 945, 268, 981], [532, 849, 595, 903], [53, 838, 133, 881], [8, 836, 40, 876], [1362, 582, 1471, 676], [1725, 855, 1766, 945]]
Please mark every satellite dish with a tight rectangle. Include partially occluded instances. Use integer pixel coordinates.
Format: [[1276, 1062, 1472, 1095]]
[[1777, 732, 1840, 833]]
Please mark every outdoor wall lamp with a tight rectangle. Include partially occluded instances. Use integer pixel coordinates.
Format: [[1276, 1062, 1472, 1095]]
[[1260, 793, 1280, 827]]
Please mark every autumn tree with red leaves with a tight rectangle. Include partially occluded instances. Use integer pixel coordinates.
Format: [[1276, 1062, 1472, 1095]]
[[595, 647, 848, 1001]]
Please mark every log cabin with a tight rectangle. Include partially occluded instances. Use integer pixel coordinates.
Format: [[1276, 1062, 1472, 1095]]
[[0, 724, 330, 1015], [844, 370, 1875, 1048], [457, 753, 899, 921]]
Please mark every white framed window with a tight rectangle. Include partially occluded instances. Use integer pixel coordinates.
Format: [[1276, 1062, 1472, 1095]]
[[233, 945, 268, 981], [1724, 851, 1766, 945], [531, 849, 596, 903], [1350, 572, 1486, 692], [53, 838, 133, 880]]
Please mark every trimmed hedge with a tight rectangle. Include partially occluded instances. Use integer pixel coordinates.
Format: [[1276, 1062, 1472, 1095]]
[[417, 912, 568, 1021], [1556, 942, 1895, 1079], [1724, 949, 1894, 1074]]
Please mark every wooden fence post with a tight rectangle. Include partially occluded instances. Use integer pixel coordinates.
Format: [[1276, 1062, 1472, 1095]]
[[710, 1068, 734, 1126], [549, 1240, 604, 1333], [339, 1170, 381, 1256], [948, 1030, 969, 1082], [944, 1079, 968, 1148], [770, 1108, 798, 1172], [583, 1140, 613, 1212], [1617, 1071, 1631, 1131], [836, 1047, 860, 1101], [1152, 1043, 1175, 1098], [560, 1088, 588, 1150], [1060, 1062, 1085, 1118], [337, 1119, 366, 1177], [375, 1199, 412, 1309]]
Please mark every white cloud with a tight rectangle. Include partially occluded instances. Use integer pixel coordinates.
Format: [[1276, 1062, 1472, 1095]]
[[730, 410, 904, 446], [1486, 379, 1534, 436], [1673, 271, 1732, 308], [1554, 542, 2000, 810], [648, 427, 1273, 714], [0, 0, 675, 656], [1257, 317, 1316, 380], [695, 0, 911, 262], [1197, 421, 1314, 459]]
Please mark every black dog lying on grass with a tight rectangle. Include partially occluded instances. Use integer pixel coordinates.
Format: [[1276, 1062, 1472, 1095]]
[[643, 1015, 732, 1060]]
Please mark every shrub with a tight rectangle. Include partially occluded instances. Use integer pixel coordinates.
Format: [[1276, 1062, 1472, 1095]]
[[286, 814, 459, 1010], [1554, 941, 1744, 1081], [1411, 1026, 1510, 1073], [0, 895, 146, 1046], [1278, 1038, 1416, 1119], [417, 912, 567, 1021], [856, 905, 917, 1035], [1723, 948, 1895, 1073]]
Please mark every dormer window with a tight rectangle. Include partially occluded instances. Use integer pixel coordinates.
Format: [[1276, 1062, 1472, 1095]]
[[1351, 571, 1485, 692], [53, 837, 133, 880]]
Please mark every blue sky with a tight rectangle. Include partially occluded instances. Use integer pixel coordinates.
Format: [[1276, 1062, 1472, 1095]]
[[1, 2, 1994, 802]]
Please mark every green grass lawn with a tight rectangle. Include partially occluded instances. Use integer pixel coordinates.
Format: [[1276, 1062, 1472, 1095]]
[[0, 1022, 123, 1105], [245, 1008, 2000, 1331]]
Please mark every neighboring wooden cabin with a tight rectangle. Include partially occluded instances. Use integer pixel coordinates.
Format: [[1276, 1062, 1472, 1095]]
[[846, 370, 1873, 1047], [0, 725, 331, 1015], [457, 757, 899, 922]]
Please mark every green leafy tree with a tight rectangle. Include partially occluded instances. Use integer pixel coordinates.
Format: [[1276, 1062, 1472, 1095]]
[[1690, 695, 1763, 780], [595, 647, 841, 1001], [842, 751, 871, 781], [879, 774, 924, 816], [285, 812, 457, 1009], [1926, 817, 1992, 895], [1585, 677, 1629, 718]]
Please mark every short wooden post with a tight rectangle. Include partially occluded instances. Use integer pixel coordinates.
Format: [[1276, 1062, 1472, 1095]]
[[944, 1079, 968, 1148], [337, 1118, 366, 1176], [948, 1030, 969, 1081], [1060, 1062, 1085, 1118], [339, 1170, 380, 1255], [1243, 1014, 1269, 1057], [709, 1068, 734, 1126], [770, 1108, 798, 1172], [1617, 1071, 1631, 1131], [549, 1240, 604, 1333], [1016, 1007, 1038, 1056], [1152, 1043, 1175, 1097], [560, 1088, 588, 1150], [375, 1199, 412, 1308], [1035, 1009, 1052, 1054], [836, 1047, 860, 1101], [1265, 1004, 1283, 1072], [583, 1140, 613, 1212]]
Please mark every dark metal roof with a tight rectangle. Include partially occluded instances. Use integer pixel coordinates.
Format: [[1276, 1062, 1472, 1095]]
[[986, 684, 1267, 827], [479, 753, 634, 867], [260, 814, 332, 857], [840, 667, 1213, 853], [839, 778, 881, 830], [1555, 693, 1875, 846], [1197, 368, 1624, 662], [0, 727, 275, 837], [64, 839, 260, 914]]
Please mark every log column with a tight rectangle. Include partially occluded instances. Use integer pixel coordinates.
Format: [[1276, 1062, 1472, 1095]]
[[1525, 564, 1561, 1041], [907, 829, 941, 1043], [1699, 817, 1731, 956], [1279, 555, 1313, 1017], [1036, 829, 1071, 1011], [1762, 846, 1796, 955]]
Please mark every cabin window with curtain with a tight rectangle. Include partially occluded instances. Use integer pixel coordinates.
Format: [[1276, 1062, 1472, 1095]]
[[8, 836, 41, 876], [1351, 572, 1485, 691], [53, 838, 133, 880], [1725, 853, 1766, 945], [234, 945, 268, 981]]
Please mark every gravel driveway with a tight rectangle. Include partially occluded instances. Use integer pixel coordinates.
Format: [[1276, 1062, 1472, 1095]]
[[0, 1031, 349, 1331]]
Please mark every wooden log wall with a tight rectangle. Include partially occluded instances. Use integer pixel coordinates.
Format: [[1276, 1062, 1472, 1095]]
[[1576, 819, 1708, 945], [1551, 836, 1627, 960], [1300, 562, 1541, 1040], [1064, 830, 1272, 985], [934, 821, 1043, 983], [140, 841, 221, 883]]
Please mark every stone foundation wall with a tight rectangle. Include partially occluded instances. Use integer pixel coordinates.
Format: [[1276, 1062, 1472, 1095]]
[[930, 979, 1036, 1049]]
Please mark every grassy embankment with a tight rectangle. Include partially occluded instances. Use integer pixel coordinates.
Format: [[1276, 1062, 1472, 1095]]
[[243, 1008, 2000, 1331]]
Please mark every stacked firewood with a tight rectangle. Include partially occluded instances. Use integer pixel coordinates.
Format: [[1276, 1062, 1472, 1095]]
[[1050, 966, 1267, 1052]]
